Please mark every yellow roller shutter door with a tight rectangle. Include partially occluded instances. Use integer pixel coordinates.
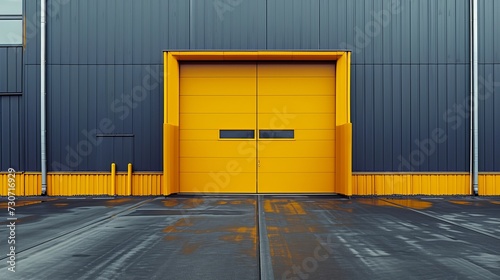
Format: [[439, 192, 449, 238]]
[[257, 63, 336, 193], [179, 63, 257, 193], [179, 62, 335, 194]]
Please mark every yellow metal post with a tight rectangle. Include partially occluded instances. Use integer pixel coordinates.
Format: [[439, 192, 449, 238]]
[[110, 163, 116, 196], [127, 163, 132, 195]]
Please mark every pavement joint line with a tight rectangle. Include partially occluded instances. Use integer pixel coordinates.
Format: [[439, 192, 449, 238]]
[[0, 198, 155, 261], [258, 195, 275, 280], [380, 199, 500, 241]]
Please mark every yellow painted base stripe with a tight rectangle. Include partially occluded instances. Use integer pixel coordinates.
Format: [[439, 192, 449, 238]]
[[1, 173, 162, 196], [2, 173, 500, 196], [353, 174, 484, 195], [0, 173, 41, 196], [479, 174, 500, 196]]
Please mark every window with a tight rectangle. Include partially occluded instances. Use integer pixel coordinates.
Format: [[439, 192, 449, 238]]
[[259, 130, 295, 139], [220, 130, 255, 139], [0, 0, 23, 45]]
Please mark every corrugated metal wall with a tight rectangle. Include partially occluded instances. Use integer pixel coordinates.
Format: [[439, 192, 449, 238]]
[[478, 0, 500, 172], [0, 45, 23, 171], [1, 0, 499, 173], [0, 47, 22, 93]]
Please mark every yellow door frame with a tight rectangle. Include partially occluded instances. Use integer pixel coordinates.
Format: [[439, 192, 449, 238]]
[[163, 51, 352, 196]]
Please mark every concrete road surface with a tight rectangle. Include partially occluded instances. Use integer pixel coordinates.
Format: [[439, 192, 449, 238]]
[[1, 195, 499, 279]]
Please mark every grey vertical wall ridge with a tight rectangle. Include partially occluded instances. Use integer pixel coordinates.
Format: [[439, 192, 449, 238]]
[[478, 0, 500, 171], [6, 0, 498, 172]]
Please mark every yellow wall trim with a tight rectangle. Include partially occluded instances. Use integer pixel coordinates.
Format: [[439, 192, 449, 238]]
[[479, 174, 500, 196], [164, 51, 353, 196], [2, 173, 500, 196], [353, 174, 471, 195], [1, 172, 162, 196], [352, 173, 500, 196], [0, 173, 41, 196]]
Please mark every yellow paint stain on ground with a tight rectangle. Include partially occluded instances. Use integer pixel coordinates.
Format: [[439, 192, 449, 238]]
[[219, 226, 257, 256], [267, 233, 294, 262], [162, 199, 179, 207], [268, 222, 324, 234], [264, 199, 276, 213], [220, 234, 245, 242], [390, 199, 432, 210], [490, 201, 500, 205], [286, 201, 306, 215], [162, 218, 193, 233], [222, 226, 257, 242], [358, 199, 401, 208], [316, 200, 353, 213], [181, 242, 202, 255], [264, 199, 306, 215], [163, 235, 179, 241], [183, 198, 205, 209], [358, 199, 432, 210], [227, 227, 256, 240], [232, 198, 256, 205], [307, 226, 320, 233], [449, 200, 473, 206], [245, 199, 257, 205], [267, 226, 282, 232], [0, 201, 42, 209], [105, 198, 132, 207], [53, 203, 69, 207], [216, 201, 228, 205]]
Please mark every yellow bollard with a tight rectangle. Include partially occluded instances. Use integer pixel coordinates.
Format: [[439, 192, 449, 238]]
[[111, 163, 116, 196], [127, 163, 132, 196]]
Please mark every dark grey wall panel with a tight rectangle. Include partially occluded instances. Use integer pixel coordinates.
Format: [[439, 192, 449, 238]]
[[391, 65, 402, 170], [0, 96, 23, 170], [317, 0, 469, 65], [267, 0, 320, 49], [48, 0, 191, 65], [478, 0, 500, 63], [47, 64, 162, 172], [352, 65, 364, 171], [191, 0, 266, 49], [0, 47, 22, 93], [25, 0, 40, 65], [478, 0, 500, 171], [373, 65, 384, 170], [427, 65, 439, 171], [478, 64, 500, 171], [353, 64, 469, 172], [23, 65, 40, 171], [363, 65, 374, 170], [0, 47, 24, 170]]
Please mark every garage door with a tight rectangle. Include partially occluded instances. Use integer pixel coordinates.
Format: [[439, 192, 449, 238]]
[[179, 62, 335, 194], [257, 63, 336, 193]]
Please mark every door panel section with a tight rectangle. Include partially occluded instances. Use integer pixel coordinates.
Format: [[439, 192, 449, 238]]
[[181, 78, 257, 96], [258, 77, 335, 96], [257, 141, 335, 158], [258, 114, 336, 130], [179, 63, 257, 193], [258, 173, 335, 193], [179, 62, 336, 194], [180, 96, 256, 114], [257, 63, 336, 193], [257, 96, 335, 114]]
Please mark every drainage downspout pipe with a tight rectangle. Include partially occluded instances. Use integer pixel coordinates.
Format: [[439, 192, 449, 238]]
[[41, 0, 47, 195], [471, 0, 479, 196]]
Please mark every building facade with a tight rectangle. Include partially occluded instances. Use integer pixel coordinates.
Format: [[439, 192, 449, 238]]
[[1, 0, 499, 195]]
